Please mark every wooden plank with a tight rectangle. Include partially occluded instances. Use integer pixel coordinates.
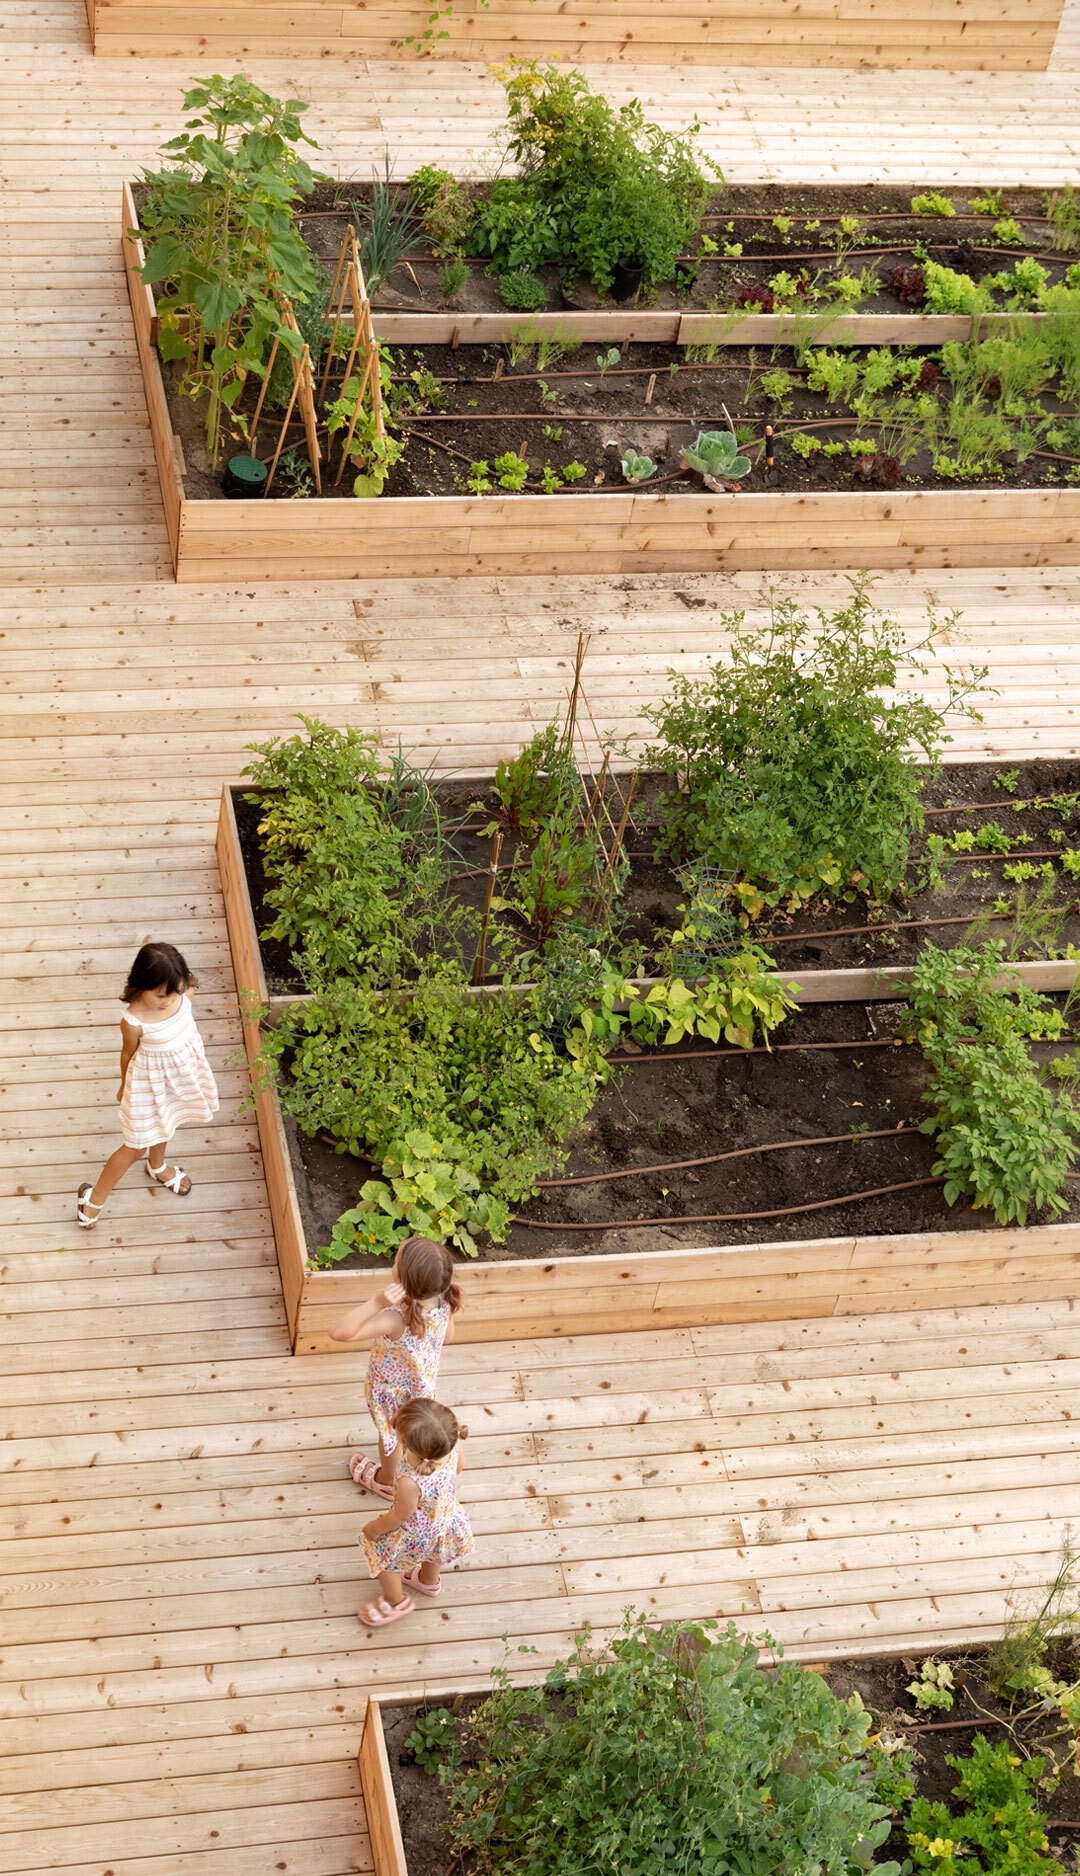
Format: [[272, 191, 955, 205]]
[[358, 1700, 408, 1876], [120, 181, 180, 571], [216, 785, 304, 1343]]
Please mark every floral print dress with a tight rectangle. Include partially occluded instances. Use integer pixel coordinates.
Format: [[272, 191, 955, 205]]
[[365, 1285, 451, 1453], [361, 1445, 473, 1578]]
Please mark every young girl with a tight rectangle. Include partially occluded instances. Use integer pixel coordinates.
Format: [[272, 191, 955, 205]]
[[330, 1235, 462, 1500], [358, 1398, 472, 1628], [76, 943, 220, 1229]]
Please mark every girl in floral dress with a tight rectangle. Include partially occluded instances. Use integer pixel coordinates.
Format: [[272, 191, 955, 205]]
[[330, 1236, 463, 1500], [358, 1398, 472, 1628]]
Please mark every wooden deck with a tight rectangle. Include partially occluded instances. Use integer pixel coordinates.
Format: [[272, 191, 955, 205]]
[[7, 4, 1080, 1871]]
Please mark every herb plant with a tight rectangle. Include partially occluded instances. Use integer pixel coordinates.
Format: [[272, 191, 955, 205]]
[[906, 1736, 1061, 1876], [473, 64, 714, 293], [681, 430, 752, 486], [438, 1614, 902, 1876], [908, 941, 1080, 1226], [645, 578, 986, 914]]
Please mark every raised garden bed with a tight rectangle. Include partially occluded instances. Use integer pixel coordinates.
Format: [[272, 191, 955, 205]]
[[361, 1630, 1080, 1876], [86, 0, 1065, 71], [218, 755, 1080, 1354], [123, 181, 1080, 582]]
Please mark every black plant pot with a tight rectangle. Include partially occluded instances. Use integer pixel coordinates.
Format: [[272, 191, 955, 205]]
[[611, 255, 645, 303], [222, 454, 268, 499]]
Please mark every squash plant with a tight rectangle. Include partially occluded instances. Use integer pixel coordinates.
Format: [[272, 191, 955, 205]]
[[138, 76, 321, 464]]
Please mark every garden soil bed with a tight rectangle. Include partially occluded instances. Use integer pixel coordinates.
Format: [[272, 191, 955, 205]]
[[283, 992, 1080, 1269], [380, 1643, 1080, 1876], [165, 329, 1079, 503], [234, 757, 1080, 1000], [157, 182, 1077, 323]]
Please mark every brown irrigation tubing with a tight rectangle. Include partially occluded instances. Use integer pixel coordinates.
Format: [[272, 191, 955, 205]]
[[535, 1124, 916, 1189], [515, 1175, 944, 1229], [609, 1039, 906, 1066], [759, 910, 1015, 946]]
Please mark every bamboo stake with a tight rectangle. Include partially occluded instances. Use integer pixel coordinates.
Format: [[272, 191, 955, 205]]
[[471, 830, 504, 986], [562, 631, 590, 755], [319, 228, 353, 402], [594, 770, 638, 926], [248, 333, 280, 451]]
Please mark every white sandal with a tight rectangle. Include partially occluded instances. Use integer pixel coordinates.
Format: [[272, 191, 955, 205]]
[[76, 1183, 103, 1229], [147, 1162, 192, 1196]]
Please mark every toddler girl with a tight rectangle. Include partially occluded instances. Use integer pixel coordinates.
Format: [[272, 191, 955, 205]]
[[76, 942, 219, 1228], [358, 1398, 472, 1628], [331, 1235, 462, 1499]]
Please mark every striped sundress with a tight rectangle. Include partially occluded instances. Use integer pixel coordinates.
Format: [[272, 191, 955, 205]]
[[119, 994, 219, 1149]]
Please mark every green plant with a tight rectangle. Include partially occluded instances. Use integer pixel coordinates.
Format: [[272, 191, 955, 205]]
[[243, 720, 469, 989], [493, 450, 529, 490], [324, 375, 404, 497], [509, 813, 604, 945], [757, 366, 796, 410], [354, 155, 421, 295], [139, 75, 321, 464], [921, 261, 992, 316], [847, 437, 877, 458], [790, 432, 822, 459], [805, 347, 862, 404], [537, 378, 558, 406], [405, 1707, 461, 1775], [906, 1658, 956, 1713], [438, 1614, 902, 1876], [1061, 848, 1080, 877], [1048, 184, 1080, 252], [541, 422, 563, 442], [467, 458, 493, 494], [621, 447, 656, 482], [908, 940, 1080, 1226], [562, 460, 587, 481], [991, 215, 1026, 247], [581, 950, 795, 1051], [645, 578, 986, 914], [906, 1736, 1060, 1876], [823, 439, 845, 457], [988, 1533, 1080, 1704], [994, 768, 1021, 792], [275, 443, 316, 497], [681, 429, 751, 485], [972, 188, 1005, 216], [322, 1129, 513, 1261], [487, 717, 576, 834], [539, 463, 562, 493], [473, 63, 714, 293], [409, 164, 475, 255], [438, 255, 469, 300], [596, 345, 621, 376], [263, 970, 610, 1253], [911, 191, 956, 217], [497, 268, 547, 311]]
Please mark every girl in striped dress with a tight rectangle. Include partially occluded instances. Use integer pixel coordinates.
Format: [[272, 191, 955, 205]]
[[358, 1397, 473, 1628], [76, 942, 219, 1228]]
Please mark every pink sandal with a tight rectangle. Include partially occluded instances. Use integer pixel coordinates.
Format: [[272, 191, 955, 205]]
[[406, 1566, 442, 1598], [358, 1594, 414, 1628], [348, 1454, 394, 1499]]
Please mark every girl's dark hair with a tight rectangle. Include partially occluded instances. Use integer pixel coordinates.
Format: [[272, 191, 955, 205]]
[[120, 942, 196, 1004], [395, 1398, 464, 1473], [396, 1236, 463, 1335]]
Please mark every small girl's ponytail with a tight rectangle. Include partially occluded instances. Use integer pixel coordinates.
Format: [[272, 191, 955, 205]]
[[396, 1236, 462, 1335], [396, 1398, 460, 1475]]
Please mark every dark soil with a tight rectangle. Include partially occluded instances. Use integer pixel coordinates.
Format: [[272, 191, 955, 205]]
[[382, 1642, 1080, 1876], [165, 325, 1079, 502], [287, 182, 1072, 319], [284, 989, 1080, 1267], [239, 754, 1080, 1270], [234, 758, 1080, 998]]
